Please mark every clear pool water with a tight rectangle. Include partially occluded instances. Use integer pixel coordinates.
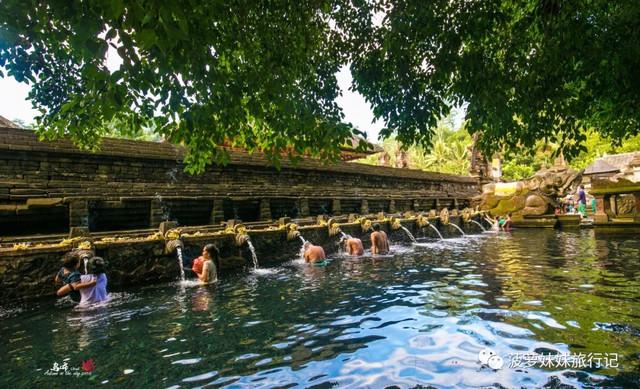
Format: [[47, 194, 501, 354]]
[[1, 229, 639, 388]]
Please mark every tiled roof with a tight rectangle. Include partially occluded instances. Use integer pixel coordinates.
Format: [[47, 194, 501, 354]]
[[0, 126, 476, 183], [584, 152, 640, 175], [0, 115, 21, 129]]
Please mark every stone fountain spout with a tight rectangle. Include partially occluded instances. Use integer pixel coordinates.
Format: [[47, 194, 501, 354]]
[[439, 208, 450, 225], [232, 224, 250, 247], [327, 218, 342, 237], [461, 208, 473, 223], [164, 228, 184, 254], [389, 216, 402, 231], [285, 223, 300, 241], [416, 214, 430, 228], [163, 228, 186, 281], [358, 217, 373, 232], [65, 241, 96, 275]]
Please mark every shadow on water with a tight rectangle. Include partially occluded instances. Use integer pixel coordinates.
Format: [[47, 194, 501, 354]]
[[1, 229, 639, 387]]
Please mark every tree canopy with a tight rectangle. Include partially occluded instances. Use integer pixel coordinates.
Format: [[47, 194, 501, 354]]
[[1, 1, 639, 172]]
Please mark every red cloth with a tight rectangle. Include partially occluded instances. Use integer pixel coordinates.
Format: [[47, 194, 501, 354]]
[[192, 256, 204, 275]]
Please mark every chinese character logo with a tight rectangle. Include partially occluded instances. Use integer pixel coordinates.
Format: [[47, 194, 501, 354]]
[[44, 361, 70, 376], [44, 359, 93, 377], [479, 348, 504, 370], [82, 359, 95, 373]]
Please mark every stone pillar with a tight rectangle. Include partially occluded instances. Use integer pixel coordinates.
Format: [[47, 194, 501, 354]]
[[435, 198, 441, 211], [150, 198, 166, 227], [610, 195, 617, 216], [69, 200, 89, 229], [453, 198, 459, 210], [389, 199, 396, 213], [299, 198, 310, 217], [332, 199, 341, 215], [634, 192, 640, 222], [413, 199, 420, 211], [361, 199, 369, 215], [594, 194, 609, 224], [209, 199, 225, 224], [259, 199, 272, 221]]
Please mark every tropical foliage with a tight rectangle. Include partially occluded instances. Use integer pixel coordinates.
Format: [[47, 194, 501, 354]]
[[1, 1, 640, 172], [501, 130, 640, 180], [362, 124, 640, 181], [357, 120, 472, 176]]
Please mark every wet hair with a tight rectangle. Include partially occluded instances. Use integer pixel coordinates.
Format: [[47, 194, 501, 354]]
[[62, 251, 80, 270], [372, 223, 381, 231], [204, 243, 221, 270], [580, 185, 585, 189], [87, 256, 107, 275]]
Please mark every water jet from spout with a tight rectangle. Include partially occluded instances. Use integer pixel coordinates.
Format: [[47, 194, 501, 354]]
[[400, 225, 417, 243], [176, 246, 185, 281], [469, 220, 487, 232], [450, 223, 466, 237], [427, 224, 444, 240]]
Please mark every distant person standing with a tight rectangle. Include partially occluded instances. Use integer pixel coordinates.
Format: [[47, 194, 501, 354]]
[[370, 223, 390, 255], [577, 185, 587, 217]]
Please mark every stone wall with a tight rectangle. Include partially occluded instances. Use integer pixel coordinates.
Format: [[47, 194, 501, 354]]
[[590, 178, 640, 225], [0, 127, 478, 237], [0, 216, 487, 300]]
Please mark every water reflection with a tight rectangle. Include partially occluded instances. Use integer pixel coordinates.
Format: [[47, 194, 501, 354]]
[[1, 229, 639, 387]]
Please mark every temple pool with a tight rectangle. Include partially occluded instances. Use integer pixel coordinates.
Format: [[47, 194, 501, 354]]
[[1, 229, 639, 388]]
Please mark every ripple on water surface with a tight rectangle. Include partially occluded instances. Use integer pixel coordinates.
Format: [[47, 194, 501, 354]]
[[1, 229, 639, 388]]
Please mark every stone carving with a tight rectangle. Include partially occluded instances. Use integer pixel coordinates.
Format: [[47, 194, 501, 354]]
[[327, 218, 342, 237], [616, 195, 636, 216], [476, 166, 582, 216], [416, 214, 430, 227], [439, 208, 450, 225], [461, 208, 472, 223]]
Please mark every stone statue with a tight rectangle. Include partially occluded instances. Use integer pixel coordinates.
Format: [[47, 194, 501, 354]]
[[476, 165, 582, 216]]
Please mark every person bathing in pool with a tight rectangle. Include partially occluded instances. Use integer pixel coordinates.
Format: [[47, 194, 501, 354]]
[[77, 256, 110, 306], [484, 215, 500, 232], [197, 244, 220, 284], [54, 251, 83, 302], [370, 223, 389, 255], [342, 236, 364, 256], [303, 242, 326, 264], [56, 255, 100, 302]]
